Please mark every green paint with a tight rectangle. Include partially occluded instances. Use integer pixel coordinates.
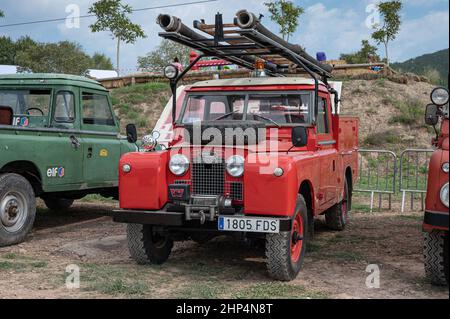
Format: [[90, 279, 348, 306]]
[[0, 73, 136, 195]]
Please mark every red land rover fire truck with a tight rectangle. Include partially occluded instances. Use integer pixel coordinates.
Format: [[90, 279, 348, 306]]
[[423, 87, 449, 286], [114, 11, 359, 281]]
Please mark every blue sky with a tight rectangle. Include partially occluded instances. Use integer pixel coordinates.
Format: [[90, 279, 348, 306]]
[[0, 0, 449, 73]]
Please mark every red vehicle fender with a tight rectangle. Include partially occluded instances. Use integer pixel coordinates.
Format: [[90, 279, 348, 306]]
[[244, 153, 318, 217], [119, 152, 169, 210], [424, 147, 449, 232]]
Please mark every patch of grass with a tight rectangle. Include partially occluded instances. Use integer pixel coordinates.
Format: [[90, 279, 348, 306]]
[[376, 77, 387, 87], [0, 254, 47, 271], [363, 129, 401, 147], [233, 282, 328, 299], [0, 261, 16, 270], [80, 194, 117, 203], [176, 281, 225, 299], [397, 215, 423, 222], [352, 203, 372, 213], [136, 116, 148, 128], [388, 98, 423, 126], [89, 278, 148, 296], [327, 251, 364, 262]]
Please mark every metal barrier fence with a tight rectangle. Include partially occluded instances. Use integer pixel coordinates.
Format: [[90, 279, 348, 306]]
[[355, 148, 433, 213], [355, 149, 397, 212], [399, 149, 434, 212]]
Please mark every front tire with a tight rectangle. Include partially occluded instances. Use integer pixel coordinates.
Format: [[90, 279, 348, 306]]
[[127, 223, 173, 265], [0, 174, 36, 247], [266, 195, 308, 281], [424, 230, 449, 286], [43, 197, 74, 210]]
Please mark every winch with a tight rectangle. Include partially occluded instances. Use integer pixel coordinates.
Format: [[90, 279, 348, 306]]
[[183, 195, 232, 224]]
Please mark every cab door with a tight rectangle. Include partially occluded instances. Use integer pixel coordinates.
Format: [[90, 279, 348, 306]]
[[316, 94, 338, 209], [80, 90, 121, 188], [45, 88, 84, 188]]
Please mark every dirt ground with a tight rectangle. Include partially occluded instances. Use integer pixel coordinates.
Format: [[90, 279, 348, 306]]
[[0, 196, 448, 299]]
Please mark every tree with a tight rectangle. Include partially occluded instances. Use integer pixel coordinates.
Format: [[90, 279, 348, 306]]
[[371, 1, 402, 66], [0, 9, 5, 18], [91, 53, 114, 70], [137, 40, 191, 71], [340, 40, 381, 64], [89, 0, 146, 75], [16, 41, 93, 74], [264, 0, 304, 42], [0, 37, 15, 65]]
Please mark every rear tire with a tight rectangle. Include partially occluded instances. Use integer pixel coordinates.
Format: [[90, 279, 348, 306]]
[[325, 178, 350, 231], [424, 230, 449, 286], [0, 173, 36, 247], [266, 195, 308, 281], [127, 223, 173, 265], [43, 197, 74, 210]]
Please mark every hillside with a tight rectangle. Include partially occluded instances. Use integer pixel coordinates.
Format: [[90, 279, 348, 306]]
[[392, 49, 449, 86], [111, 78, 437, 151]]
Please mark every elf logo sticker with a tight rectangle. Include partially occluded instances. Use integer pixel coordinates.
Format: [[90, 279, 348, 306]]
[[47, 167, 65, 178], [12, 117, 29, 127]]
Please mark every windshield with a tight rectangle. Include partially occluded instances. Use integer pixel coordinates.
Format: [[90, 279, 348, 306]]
[[0, 89, 51, 116], [180, 92, 312, 125]]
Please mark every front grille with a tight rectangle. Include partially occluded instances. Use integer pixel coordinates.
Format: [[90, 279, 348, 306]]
[[192, 162, 225, 196]]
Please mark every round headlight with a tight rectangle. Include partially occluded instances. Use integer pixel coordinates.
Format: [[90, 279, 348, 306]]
[[442, 163, 449, 174], [142, 135, 157, 151], [164, 65, 179, 80], [169, 154, 190, 176], [226, 155, 245, 177], [440, 183, 449, 208], [431, 87, 449, 106]]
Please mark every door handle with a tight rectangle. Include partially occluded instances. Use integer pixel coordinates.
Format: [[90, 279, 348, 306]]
[[69, 135, 81, 149]]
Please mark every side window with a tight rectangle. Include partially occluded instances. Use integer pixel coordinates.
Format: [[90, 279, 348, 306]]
[[317, 97, 329, 134], [82, 93, 114, 126], [54, 92, 75, 123]]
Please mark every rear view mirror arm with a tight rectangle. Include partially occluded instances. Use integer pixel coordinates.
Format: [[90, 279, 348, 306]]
[[171, 54, 205, 123]]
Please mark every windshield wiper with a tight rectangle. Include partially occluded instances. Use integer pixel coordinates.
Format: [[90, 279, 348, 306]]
[[212, 111, 238, 121], [253, 114, 281, 127]]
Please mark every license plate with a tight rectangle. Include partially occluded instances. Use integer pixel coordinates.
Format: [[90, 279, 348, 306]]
[[218, 216, 280, 234]]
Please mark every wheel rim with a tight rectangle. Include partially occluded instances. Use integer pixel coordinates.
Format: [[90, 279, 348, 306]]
[[291, 212, 304, 263], [0, 191, 28, 233], [151, 231, 168, 249]]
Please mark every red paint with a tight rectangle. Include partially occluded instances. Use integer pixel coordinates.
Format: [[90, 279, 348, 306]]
[[424, 118, 449, 232], [118, 85, 359, 219]]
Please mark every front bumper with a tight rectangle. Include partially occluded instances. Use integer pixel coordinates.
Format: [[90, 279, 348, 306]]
[[113, 207, 292, 232], [423, 210, 449, 231]]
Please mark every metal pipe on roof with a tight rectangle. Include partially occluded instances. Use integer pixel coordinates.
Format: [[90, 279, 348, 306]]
[[156, 13, 278, 74], [234, 10, 333, 75]]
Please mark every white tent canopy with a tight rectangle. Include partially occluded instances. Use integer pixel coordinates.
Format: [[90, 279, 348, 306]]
[[0, 65, 18, 74]]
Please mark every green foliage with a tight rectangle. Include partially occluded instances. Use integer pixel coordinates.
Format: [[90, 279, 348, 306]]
[[371, 1, 402, 65], [264, 0, 304, 41], [88, 0, 145, 44], [0, 9, 4, 18], [363, 129, 401, 146], [388, 98, 422, 125], [89, 0, 146, 73], [392, 49, 449, 86], [340, 40, 381, 64], [137, 40, 191, 71], [91, 52, 114, 70], [0, 36, 113, 74]]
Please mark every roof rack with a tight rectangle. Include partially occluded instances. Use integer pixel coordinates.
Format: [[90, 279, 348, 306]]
[[157, 10, 333, 79], [157, 10, 337, 123]]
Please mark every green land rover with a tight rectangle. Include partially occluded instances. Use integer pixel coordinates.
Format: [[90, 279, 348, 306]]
[[0, 74, 138, 246]]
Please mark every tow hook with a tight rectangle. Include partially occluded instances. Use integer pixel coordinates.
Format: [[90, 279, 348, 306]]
[[199, 210, 206, 225]]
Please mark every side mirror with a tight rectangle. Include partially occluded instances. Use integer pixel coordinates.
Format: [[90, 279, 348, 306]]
[[292, 126, 308, 147], [425, 104, 439, 126], [126, 124, 138, 144]]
